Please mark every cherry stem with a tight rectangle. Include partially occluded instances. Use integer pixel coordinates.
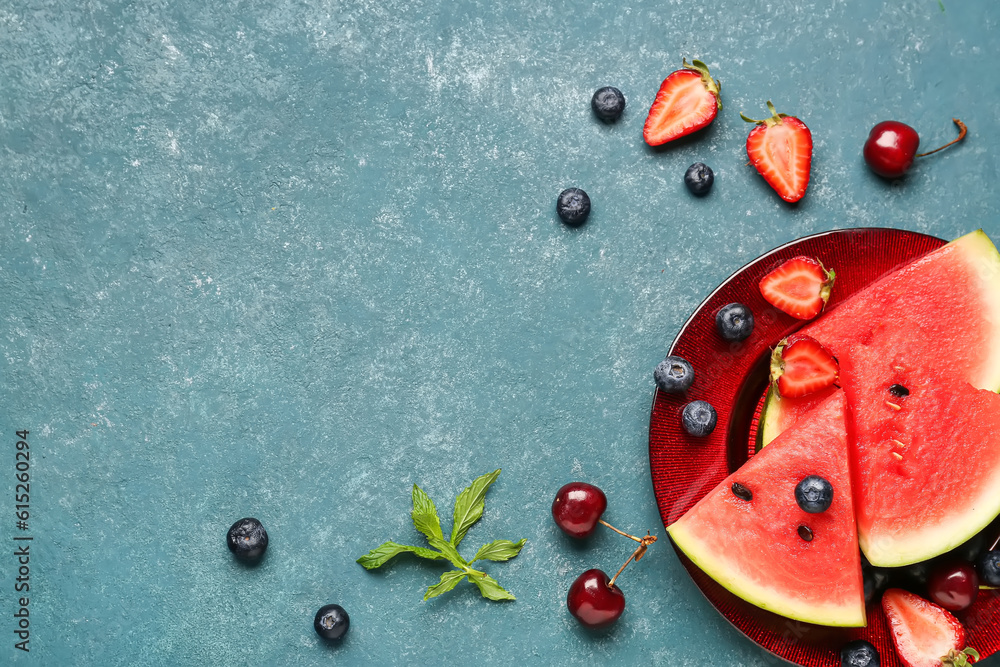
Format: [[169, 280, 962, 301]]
[[989, 530, 1000, 553], [598, 519, 644, 543], [606, 531, 658, 589], [915, 118, 967, 158]]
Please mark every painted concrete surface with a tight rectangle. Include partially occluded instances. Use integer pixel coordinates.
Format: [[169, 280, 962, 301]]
[[1, 0, 998, 664]]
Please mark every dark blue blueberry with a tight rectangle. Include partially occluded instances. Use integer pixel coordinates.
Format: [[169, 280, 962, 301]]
[[945, 531, 987, 564], [840, 639, 880, 667], [684, 162, 714, 196], [795, 476, 834, 513], [556, 188, 591, 226], [682, 400, 717, 437], [314, 604, 350, 641], [715, 303, 755, 342], [591, 86, 626, 123], [892, 560, 930, 595], [654, 356, 694, 393], [977, 550, 1000, 587], [227, 517, 268, 562], [862, 560, 891, 606]]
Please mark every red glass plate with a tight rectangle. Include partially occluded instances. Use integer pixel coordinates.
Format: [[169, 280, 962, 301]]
[[648, 228, 1000, 666]]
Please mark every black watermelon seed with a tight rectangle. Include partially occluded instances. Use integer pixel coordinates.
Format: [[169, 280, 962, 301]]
[[798, 525, 814, 542], [731, 483, 753, 501], [889, 384, 910, 397]]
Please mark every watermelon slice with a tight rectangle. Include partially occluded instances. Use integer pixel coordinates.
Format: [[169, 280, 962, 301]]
[[841, 318, 1000, 567], [755, 230, 1000, 567], [758, 229, 1000, 449], [756, 385, 837, 451], [668, 391, 866, 627]]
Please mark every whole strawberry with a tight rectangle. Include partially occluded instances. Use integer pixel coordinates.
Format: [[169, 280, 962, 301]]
[[643, 59, 721, 146], [741, 101, 812, 203]]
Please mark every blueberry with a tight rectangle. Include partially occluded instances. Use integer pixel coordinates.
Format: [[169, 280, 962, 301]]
[[556, 188, 591, 227], [862, 561, 890, 606], [591, 86, 625, 123], [654, 356, 694, 393], [684, 162, 714, 196], [840, 639, 880, 667], [682, 400, 717, 437], [314, 603, 350, 641], [715, 303, 755, 342], [227, 517, 268, 562], [795, 476, 834, 513], [977, 550, 1000, 587], [891, 560, 931, 595], [946, 532, 987, 564]]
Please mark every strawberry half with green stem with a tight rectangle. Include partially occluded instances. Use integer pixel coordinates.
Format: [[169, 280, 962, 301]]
[[882, 588, 980, 667], [770, 334, 838, 399], [758, 256, 835, 320], [741, 101, 812, 203], [643, 59, 721, 146]]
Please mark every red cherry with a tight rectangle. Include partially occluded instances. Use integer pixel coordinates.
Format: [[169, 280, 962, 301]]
[[863, 121, 920, 178], [927, 561, 979, 612], [567, 569, 625, 628], [863, 118, 968, 178], [552, 482, 607, 538]]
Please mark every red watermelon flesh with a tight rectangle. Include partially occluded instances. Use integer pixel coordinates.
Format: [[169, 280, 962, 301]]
[[802, 230, 1000, 390], [668, 391, 866, 627], [758, 229, 1000, 448], [840, 317, 1000, 567], [756, 385, 837, 451]]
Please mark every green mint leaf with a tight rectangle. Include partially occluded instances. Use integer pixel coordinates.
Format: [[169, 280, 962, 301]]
[[424, 570, 467, 600], [411, 484, 444, 542], [450, 469, 501, 546], [468, 571, 515, 601], [356, 541, 447, 570], [426, 535, 469, 570], [359, 470, 526, 603], [471, 538, 526, 563]]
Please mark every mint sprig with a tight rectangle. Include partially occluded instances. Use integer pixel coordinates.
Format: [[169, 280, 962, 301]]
[[357, 469, 526, 601]]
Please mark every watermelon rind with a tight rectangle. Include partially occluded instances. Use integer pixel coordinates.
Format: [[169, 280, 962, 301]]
[[965, 229, 1000, 391], [756, 386, 779, 451], [757, 386, 838, 452]]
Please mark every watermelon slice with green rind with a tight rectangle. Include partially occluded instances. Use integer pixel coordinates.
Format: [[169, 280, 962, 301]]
[[668, 391, 866, 627], [841, 318, 1000, 567], [758, 229, 1000, 449], [756, 229, 1000, 567]]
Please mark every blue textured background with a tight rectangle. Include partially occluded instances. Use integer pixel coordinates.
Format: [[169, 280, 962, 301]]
[[2, 0, 999, 664]]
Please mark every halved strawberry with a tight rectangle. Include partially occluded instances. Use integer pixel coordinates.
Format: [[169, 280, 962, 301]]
[[770, 334, 838, 398], [742, 101, 812, 202], [882, 588, 979, 667], [643, 59, 721, 146], [758, 256, 835, 320]]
